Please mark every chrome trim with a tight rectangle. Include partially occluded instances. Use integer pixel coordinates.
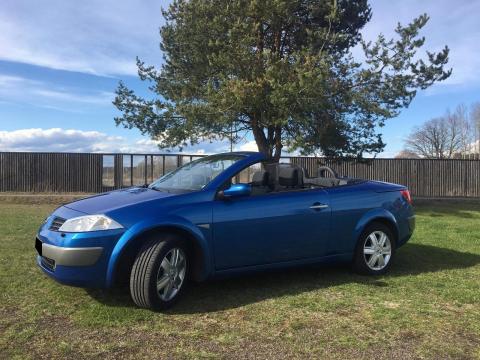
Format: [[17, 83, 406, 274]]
[[42, 243, 103, 266], [197, 223, 210, 229], [309, 204, 329, 210]]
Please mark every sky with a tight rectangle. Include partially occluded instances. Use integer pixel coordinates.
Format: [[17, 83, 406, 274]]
[[0, 0, 479, 156]]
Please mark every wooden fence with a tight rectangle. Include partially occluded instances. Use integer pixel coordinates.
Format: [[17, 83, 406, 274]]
[[0, 152, 203, 193], [0, 152, 479, 198], [290, 157, 480, 198]]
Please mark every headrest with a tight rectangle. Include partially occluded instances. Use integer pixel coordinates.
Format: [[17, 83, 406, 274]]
[[299, 166, 309, 178], [251, 170, 268, 186], [265, 163, 279, 188], [318, 166, 338, 178], [278, 166, 298, 187]]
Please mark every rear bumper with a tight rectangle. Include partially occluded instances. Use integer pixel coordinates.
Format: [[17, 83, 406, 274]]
[[398, 215, 415, 247], [408, 215, 416, 234]]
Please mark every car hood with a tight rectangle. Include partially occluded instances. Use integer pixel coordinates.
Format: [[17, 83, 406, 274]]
[[64, 187, 176, 215]]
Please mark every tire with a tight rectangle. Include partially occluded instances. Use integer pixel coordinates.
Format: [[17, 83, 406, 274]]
[[130, 233, 188, 310], [352, 222, 396, 275]]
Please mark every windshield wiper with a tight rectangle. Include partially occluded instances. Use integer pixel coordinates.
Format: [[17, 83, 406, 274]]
[[150, 186, 171, 193]]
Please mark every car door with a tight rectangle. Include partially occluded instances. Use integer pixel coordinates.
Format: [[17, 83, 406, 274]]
[[212, 189, 331, 270]]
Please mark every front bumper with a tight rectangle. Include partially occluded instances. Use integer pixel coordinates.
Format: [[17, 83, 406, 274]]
[[36, 239, 103, 267], [36, 206, 124, 288]]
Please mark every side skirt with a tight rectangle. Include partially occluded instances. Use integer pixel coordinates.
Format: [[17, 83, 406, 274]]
[[211, 253, 353, 279]]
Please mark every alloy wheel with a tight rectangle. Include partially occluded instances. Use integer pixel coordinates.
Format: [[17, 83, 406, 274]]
[[363, 231, 392, 271], [156, 248, 187, 301]]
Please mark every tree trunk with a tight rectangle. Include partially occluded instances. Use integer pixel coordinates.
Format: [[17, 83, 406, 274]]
[[250, 116, 283, 162], [271, 126, 283, 162], [250, 115, 272, 161]]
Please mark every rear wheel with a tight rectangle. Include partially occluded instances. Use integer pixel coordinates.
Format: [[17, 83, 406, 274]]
[[352, 223, 395, 275], [130, 234, 188, 310]]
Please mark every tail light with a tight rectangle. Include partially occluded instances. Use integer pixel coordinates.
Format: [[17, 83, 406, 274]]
[[401, 189, 412, 204]]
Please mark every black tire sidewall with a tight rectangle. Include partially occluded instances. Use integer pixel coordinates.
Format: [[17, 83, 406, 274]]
[[145, 235, 189, 310], [353, 223, 396, 275]]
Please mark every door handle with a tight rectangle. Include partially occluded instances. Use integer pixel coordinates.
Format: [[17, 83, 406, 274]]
[[310, 203, 329, 210]]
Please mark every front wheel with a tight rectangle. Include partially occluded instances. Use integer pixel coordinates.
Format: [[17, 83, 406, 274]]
[[130, 234, 188, 310], [352, 223, 395, 275]]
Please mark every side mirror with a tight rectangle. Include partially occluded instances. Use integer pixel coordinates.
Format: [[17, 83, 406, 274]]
[[218, 183, 251, 199]]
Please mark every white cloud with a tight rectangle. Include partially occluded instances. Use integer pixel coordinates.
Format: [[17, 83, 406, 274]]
[[32, 89, 114, 105], [0, 0, 478, 91], [0, 128, 286, 155], [0, 128, 232, 154], [0, 73, 115, 108], [0, 128, 125, 153], [0, 74, 41, 89], [0, 74, 37, 87], [376, 151, 399, 159], [124, 138, 210, 154], [0, 0, 167, 76], [238, 140, 259, 152]]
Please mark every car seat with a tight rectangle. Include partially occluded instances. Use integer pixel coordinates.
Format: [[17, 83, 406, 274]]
[[278, 165, 304, 190], [250, 170, 271, 195]]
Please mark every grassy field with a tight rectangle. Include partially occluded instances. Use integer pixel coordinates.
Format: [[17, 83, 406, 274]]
[[0, 200, 479, 359]]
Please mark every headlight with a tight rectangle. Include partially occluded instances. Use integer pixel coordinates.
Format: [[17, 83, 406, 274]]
[[58, 215, 123, 233]]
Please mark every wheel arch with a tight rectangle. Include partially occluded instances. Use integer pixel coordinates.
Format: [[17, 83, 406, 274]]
[[106, 220, 212, 287], [354, 209, 399, 247]]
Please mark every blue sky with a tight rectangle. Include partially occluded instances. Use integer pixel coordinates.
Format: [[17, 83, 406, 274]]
[[0, 0, 479, 156]]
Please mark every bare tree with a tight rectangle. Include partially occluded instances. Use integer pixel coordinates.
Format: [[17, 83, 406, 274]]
[[404, 105, 472, 158], [446, 104, 472, 156], [395, 150, 420, 159]]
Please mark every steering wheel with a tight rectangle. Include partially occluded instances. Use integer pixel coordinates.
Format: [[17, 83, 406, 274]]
[[317, 166, 339, 178]]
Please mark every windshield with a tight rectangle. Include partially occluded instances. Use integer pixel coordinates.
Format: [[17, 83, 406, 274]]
[[149, 154, 244, 192]]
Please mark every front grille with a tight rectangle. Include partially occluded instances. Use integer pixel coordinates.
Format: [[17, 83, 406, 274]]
[[40, 256, 56, 271], [49, 217, 66, 231]]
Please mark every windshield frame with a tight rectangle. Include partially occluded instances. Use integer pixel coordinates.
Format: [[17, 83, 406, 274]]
[[148, 154, 246, 193]]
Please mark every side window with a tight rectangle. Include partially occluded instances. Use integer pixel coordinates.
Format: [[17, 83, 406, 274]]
[[231, 162, 263, 184], [230, 162, 273, 196]]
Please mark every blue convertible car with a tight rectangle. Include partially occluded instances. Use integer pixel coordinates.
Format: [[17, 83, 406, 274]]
[[36, 152, 415, 310]]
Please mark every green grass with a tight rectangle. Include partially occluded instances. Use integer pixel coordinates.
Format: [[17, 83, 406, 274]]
[[1, 200, 479, 359]]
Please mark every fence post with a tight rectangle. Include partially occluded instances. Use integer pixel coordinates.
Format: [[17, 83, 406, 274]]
[[114, 154, 122, 189], [0, 152, 479, 197], [144, 155, 148, 186]]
